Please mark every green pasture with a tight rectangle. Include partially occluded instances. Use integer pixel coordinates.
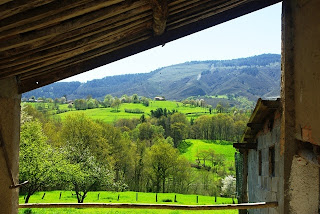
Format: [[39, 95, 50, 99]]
[[19, 191, 237, 214], [55, 101, 211, 123], [181, 139, 236, 166]]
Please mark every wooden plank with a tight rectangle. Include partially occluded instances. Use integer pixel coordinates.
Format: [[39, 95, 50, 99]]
[[0, 3, 151, 60], [18, 35, 151, 93], [0, 0, 126, 44], [0, 0, 55, 20], [18, 27, 152, 81], [233, 143, 257, 150], [169, 0, 208, 16], [2, 20, 152, 79], [0, 0, 94, 33], [167, 0, 245, 28], [0, 10, 152, 69], [151, 0, 168, 36], [19, 202, 278, 210]]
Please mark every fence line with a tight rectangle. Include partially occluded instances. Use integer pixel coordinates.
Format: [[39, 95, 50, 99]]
[[19, 201, 278, 210]]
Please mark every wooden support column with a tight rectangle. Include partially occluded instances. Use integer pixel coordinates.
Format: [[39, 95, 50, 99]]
[[239, 150, 248, 214], [0, 77, 21, 214], [151, 0, 168, 36]]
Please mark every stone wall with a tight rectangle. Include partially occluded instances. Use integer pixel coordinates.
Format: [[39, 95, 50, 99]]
[[248, 114, 281, 214]]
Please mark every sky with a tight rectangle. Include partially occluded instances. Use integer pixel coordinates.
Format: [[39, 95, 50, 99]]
[[62, 3, 282, 83]]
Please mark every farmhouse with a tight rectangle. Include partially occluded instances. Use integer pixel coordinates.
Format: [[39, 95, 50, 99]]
[[0, 0, 320, 213], [235, 98, 320, 214], [154, 96, 165, 101]]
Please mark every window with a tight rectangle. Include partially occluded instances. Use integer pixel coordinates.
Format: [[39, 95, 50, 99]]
[[259, 150, 262, 176], [269, 146, 275, 177]]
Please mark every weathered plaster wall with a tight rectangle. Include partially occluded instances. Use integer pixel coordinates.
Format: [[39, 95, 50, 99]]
[[293, 0, 320, 145], [248, 116, 280, 214], [281, 0, 320, 213], [289, 155, 319, 214], [0, 77, 21, 214]]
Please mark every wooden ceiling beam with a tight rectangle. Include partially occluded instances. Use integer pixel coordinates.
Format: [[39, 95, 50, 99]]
[[0, 9, 152, 69], [169, 0, 208, 16], [167, 0, 244, 29], [0, 3, 151, 60], [0, 0, 96, 36], [151, 0, 168, 36], [0, 0, 128, 48], [0, 0, 55, 20], [18, 34, 151, 93], [0, 17, 152, 77], [17, 24, 152, 81]]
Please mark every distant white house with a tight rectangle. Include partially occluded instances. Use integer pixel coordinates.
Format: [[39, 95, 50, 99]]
[[154, 96, 165, 101]]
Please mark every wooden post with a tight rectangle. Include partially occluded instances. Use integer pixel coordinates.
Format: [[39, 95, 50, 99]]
[[196, 196, 198, 203], [59, 192, 62, 200], [98, 193, 100, 200], [174, 195, 177, 202], [117, 194, 120, 201], [42, 193, 46, 199], [0, 77, 21, 214]]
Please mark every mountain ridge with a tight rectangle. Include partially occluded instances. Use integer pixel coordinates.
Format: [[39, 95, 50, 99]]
[[23, 54, 281, 101]]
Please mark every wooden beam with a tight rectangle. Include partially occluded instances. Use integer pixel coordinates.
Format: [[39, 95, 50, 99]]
[[233, 143, 257, 150], [151, 0, 168, 36], [19, 202, 278, 210], [0, 4, 151, 60], [167, 0, 245, 29], [7, 21, 152, 80], [247, 123, 264, 129], [0, 0, 55, 20], [0, 0, 127, 48], [0, 12, 152, 72]]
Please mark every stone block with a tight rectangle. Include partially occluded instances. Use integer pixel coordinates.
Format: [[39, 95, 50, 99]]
[[272, 177, 278, 192]]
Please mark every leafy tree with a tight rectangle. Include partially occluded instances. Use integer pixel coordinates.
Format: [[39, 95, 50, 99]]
[[144, 140, 179, 193], [221, 175, 236, 197], [19, 121, 59, 203], [132, 94, 139, 103], [111, 97, 121, 112], [62, 114, 115, 202], [103, 94, 114, 107]]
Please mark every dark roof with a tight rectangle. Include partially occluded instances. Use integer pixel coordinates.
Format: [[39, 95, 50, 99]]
[[242, 98, 280, 143], [0, 0, 281, 93]]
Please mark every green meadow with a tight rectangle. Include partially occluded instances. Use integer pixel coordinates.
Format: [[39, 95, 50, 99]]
[[19, 191, 237, 214], [54, 101, 211, 123], [181, 139, 235, 166]]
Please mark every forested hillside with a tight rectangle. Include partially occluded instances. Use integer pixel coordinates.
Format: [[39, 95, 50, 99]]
[[23, 54, 280, 101]]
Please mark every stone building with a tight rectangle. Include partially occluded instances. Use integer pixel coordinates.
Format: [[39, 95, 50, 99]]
[[235, 98, 320, 214]]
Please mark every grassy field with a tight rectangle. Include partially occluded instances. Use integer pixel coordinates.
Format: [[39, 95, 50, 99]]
[[19, 191, 237, 214], [53, 101, 211, 123], [181, 139, 236, 167]]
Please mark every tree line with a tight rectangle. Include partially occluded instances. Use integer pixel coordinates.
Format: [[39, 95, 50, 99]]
[[19, 99, 248, 203]]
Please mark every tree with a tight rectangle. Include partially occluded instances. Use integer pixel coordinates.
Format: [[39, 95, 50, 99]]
[[144, 140, 179, 193], [221, 175, 236, 197], [103, 94, 114, 107], [62, 114, 115, 202], [170, 122, 188, 148], [132, 94, 139, 103], [111, 97, 121, 112], [19, 121, 58, 203]]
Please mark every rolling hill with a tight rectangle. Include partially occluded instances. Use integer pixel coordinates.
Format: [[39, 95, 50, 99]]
[[23, 54, 281, 101]]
